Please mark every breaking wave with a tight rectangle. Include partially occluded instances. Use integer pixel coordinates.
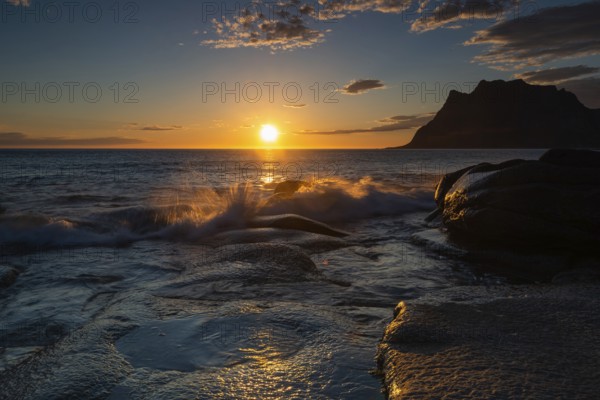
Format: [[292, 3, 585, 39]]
[[0, 177, 434, 250]]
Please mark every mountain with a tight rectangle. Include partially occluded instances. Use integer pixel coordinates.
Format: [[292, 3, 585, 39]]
[[393, 79, 600, 149]]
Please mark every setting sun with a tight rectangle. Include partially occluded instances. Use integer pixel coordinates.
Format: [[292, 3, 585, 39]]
[[260, 124, 279, 143]]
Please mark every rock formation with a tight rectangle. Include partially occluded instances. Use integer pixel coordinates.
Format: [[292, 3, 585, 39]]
[[377, 284, 600, 399], [432, 148, 600, 255], [396, 79, 600, 148]]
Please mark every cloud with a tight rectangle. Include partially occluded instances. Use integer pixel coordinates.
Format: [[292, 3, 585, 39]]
[[298, 113, 434, 134], [200, 0, 523, 50], [6, 0, 30, 6], [200, 0, 598, 53], [320, 0, 412, 16], [202, 9, 327, 51], [411, 0, 516, 32], [467, 2, 600, 69], [342, 79, 386, 94], [124, 123, 184, 131], [376, 113, 435, 125], [210, 120, 228, 129], [514, 65, 600, 84], [283, 103, 307, 108], [139, 125, 183, 131], [200, 0, 534, 50], [558, 77, 600, 109], [201, 0, 414, 50], [0, 132, 145, 147]]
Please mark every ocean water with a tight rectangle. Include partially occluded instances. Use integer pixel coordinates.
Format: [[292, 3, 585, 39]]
[[0, 149, 544, 399]]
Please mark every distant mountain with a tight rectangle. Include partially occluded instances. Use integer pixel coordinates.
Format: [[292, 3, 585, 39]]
[[392, 79, 600, 149]]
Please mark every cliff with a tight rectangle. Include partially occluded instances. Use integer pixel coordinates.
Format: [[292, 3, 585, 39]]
[[396, 79, 600, 148]]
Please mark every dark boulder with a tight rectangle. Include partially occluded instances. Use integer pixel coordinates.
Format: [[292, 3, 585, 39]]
[[540, 148, 600, 168], [433, 159, 526, 209], [273, 180, 309, 196], [0, 266, 19, 288], [431, 149, 600, 268]]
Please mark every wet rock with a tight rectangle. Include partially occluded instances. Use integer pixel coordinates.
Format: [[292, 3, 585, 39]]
[[552, 266, 600, 284], [210, 243, 319, 276], [377, 284, 600, 399], [0, 266, 19, 288], [433, 159, 527, 209], [273, 180, 309, 196], [73, 274, 124, 284], [540, 148, 600, 168], [205, 227, 349, 253], [155, 243, 322, 300], [432, 149, 600, 261], [0, 302, 139, 400], [250, 214, 349, 237]]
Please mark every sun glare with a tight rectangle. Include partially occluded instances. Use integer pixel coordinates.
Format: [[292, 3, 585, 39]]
[[260, 124, 279, 143]]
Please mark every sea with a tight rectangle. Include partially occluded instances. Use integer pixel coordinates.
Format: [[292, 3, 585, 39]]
[[0, 149, 545, 399]]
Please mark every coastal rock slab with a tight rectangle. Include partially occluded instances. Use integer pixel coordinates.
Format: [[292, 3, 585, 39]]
[[377, 284, 600, 399], [155, 243, 323, 300]]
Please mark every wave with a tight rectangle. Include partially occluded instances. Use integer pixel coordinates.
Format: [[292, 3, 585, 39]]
[[0, 215, 122, 250], [261, 177, 435, 222], [54, 194, 130, 204], [0, 177, 434, 251]]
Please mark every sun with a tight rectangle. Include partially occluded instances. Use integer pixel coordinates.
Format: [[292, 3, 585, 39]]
[[260, 124, 279, 143]]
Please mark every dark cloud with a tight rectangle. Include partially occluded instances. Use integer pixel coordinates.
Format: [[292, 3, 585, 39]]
[[320, 0, 412, 16], [514, 65, 600, 84], [342, 79, 386, 94], [201, 0, 522, 50], [202, 0, 550, 50], [124, 123, 183, 131], [202, 0, 414, 50], [202, 9, 326, 51], [197, 0, 600, 67], [558, 77, 600, 109], [467, 2, 600, 69], [411, 0, 516, 32], [298, 113, 434, 134], [377, 113, 435, 124], [0, 132, 144, 147], [139, 125, 183, 131], [370, 0, 412, 13], [283, 103, 307, 108]]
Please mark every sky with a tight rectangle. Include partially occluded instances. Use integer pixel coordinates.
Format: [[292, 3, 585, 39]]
[[0, 0, 599, 148]]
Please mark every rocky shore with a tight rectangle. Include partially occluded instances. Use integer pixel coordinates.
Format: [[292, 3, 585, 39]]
[[377, 284, 600, 399], [378, 149, 600, 398], [426, 148, 600, 279]]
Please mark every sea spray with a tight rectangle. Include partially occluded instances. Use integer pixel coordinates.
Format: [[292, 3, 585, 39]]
[[261, 176, 435, 222]]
